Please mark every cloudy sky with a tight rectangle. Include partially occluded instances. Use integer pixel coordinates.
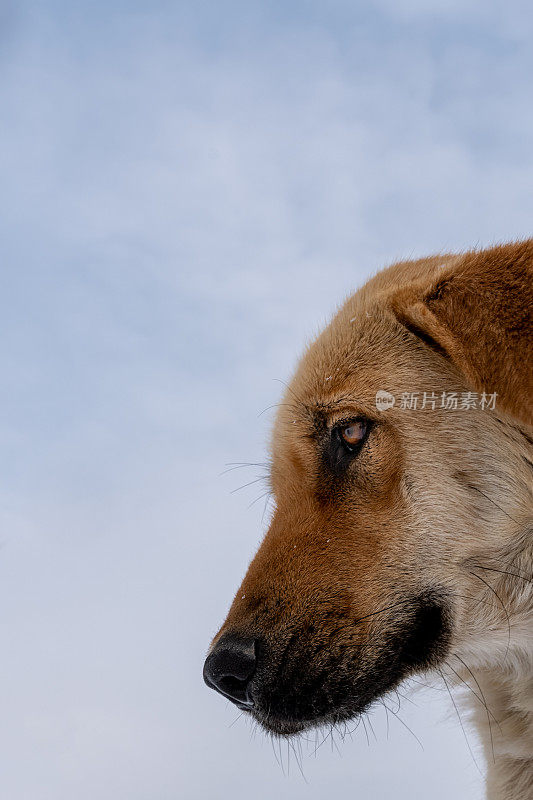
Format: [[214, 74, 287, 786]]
[[1, 1, 532, 798]]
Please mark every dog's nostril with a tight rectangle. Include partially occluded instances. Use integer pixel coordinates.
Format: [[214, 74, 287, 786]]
[[218, 674, 247, 697], [203, 635, 257, 707]]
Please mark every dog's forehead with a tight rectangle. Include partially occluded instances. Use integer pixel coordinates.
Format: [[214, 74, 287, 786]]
[[282, 301, 403, 417], [273, 253, 460, 435]]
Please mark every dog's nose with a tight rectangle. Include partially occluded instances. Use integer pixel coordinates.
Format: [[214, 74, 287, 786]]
[[203, 635, 257, 707]]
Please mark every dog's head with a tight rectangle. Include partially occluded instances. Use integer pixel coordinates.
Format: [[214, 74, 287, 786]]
[[204, 241, 532, 736]]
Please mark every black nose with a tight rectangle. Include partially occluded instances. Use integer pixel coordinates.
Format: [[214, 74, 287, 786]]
[[203, 635, 257, 708]]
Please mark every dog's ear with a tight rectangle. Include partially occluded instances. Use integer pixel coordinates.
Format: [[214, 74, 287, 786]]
[[390, 240, 533, 425]]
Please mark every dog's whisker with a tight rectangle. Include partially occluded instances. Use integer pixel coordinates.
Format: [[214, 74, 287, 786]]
[[468, 571, 512, 662], [380, 699, 424, 750], [229, 476, 268, 494], [470, 563, 533, 585], [444, 657, 498, 764], [439, 668, 483, 776], [247, 490, 272, 510], [220, 461, 269, 476], [360, 717, 371, 748]]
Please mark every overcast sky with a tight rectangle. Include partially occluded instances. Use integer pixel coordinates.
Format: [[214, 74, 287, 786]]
[[1, 1, 532, 798]]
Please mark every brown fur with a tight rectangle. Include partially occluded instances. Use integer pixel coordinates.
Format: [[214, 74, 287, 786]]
[[207, 240, 533, 799]]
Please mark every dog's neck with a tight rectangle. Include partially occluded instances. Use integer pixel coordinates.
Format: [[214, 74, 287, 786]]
[[455, 543, 533, 800], [480, 664, 533, 800]]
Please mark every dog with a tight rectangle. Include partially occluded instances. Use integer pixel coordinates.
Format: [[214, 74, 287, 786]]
[[204, 240, 533, 799]]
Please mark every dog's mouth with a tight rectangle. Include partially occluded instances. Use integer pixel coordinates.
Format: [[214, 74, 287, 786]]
[[246, 674, 371, 737], [204, 591, 453, 736]]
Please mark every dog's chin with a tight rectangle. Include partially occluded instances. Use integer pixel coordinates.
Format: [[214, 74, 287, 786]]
[[252, 713, 307, 736], [250, 704, 355, 737]]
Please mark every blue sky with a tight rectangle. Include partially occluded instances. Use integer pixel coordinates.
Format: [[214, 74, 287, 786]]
[[0, 1, 532, 798]]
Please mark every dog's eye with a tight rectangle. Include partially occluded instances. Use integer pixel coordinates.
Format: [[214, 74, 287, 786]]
[[339, 420, 368, 449], [324, 418, 372, 475]]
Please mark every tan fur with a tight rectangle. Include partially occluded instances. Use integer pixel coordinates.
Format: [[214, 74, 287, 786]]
[[209, 241, 533, 799]]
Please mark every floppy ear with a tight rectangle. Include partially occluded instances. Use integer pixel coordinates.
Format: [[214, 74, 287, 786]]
[[390, 240, 533, 426]]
